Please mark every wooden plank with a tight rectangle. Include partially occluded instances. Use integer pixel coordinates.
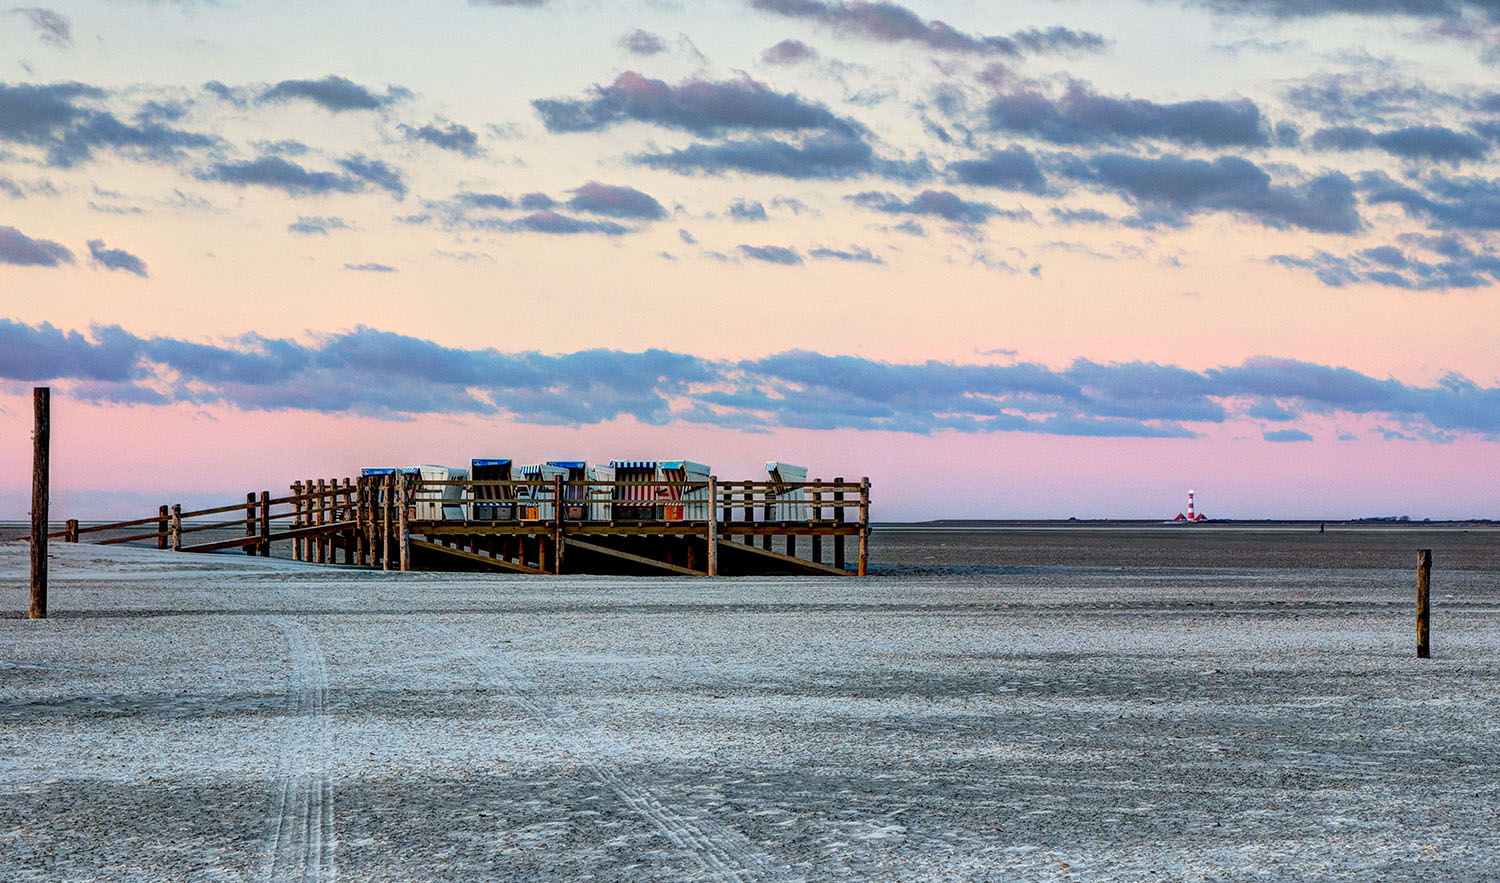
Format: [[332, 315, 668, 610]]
[[181, 520, 360, 552], [410, 539, 549, 575], [564, 537, 708, 576], [719, 539, 852, 576]]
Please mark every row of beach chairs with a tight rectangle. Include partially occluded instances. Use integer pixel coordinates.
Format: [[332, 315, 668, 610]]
[[361, 460, 812, 523]]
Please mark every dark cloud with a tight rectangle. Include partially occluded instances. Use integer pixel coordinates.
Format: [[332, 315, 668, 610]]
[[520, 192, 555, 209], [986, 81, 1268, 147], [1270, 237, 1500, 289], [750, 0, 1105, 56], [1192, 0, 1499, 20], [336, 154, 407, 198], [259, 75, 408, 113], [809, 244, 883, 263], [533, 71, 858, 136], [0, 82, 218, 168], [1284, 72, 1449, 124], [1311, 124, 1487, 162], [344, 262, 397, 272], [763, 38, 817, 64], [567, 181, 666, 219], [287, 216, 353, 235], [949, 145, 1046, 194], [636, 132, 926, 181], [1067, 153, 1362, 233], [1050, 207, 1115, 225], [739, 243, 804, 264], [202, 156, 366, 196], [399, 120, 481, 156], [0, 224, 72, 266], [517, 210, 630, 235], [13, 7, 70, 47], [1360, 170, 1500, 229], [1264, 428, 1313, 442], [620, 29, 666, 54], [848, 189, 1024, 224], [6, 319, 1500, 436], [87, 239, 147, 277], [727, 199, 769, 221]]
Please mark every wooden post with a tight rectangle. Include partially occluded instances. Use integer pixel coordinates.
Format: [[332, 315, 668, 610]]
[[707, 476, 719, 576], [809, 478, 822, 564], [30, 387, 48, 620], [553, 475, 565, 575], [244, 492, 257, 555], [158, 505, 169, 550], [170, 503, 182, 552], [314, 478, 326, 564], [291, 481, 303, 561], [382, 474, 393, 572], [833, 477, 846, 571], [259, 491, 271, 557], [398, 475, 411, 572], [356, 478, 369, 566], [761, 485, 772, 551], [64, 519, 78, 544], [1417, 549, 1432, 659], [343, 477, 354, 565], [857, 476, 870, 576]]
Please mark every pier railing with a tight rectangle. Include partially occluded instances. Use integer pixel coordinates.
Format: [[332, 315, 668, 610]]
[[43, 473, 871, 576]]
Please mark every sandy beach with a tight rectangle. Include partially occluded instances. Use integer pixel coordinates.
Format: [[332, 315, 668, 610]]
[[3, 528, 1498, 881]]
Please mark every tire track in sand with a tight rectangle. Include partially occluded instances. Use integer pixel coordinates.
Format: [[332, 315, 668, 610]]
[[428, 625, 791, 882], [257, 619, 336, 882]]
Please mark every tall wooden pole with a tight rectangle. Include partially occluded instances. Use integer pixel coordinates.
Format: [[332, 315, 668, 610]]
[[397, 474, 411, 572], [857, 476, 870, 577], [259, 491, 272, 557], [30, 387, 49, 620], [170, 504, 182, 552], [706, 476, 719, 576], [1417, 549, 1432, 659], [833, 477, 846, 572], [381, 474, 392, 572], [553, 475, 565, 575], [157, 505, 168, 550]]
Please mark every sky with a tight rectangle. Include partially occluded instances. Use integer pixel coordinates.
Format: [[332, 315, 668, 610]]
[[4, 0, 1500, 521]]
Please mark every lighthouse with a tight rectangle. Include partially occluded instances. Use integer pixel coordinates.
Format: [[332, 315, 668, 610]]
[[1187, 489, 1195, 521]]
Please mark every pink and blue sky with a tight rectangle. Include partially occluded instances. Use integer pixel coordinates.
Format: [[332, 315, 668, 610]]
[[4, 0, 1500, 520]]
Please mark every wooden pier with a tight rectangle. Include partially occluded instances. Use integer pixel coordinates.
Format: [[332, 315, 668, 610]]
[[48, 474, 871, 576]]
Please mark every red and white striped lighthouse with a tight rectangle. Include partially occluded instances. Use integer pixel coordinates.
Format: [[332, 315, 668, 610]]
[[1187, 489, 1195, 521]]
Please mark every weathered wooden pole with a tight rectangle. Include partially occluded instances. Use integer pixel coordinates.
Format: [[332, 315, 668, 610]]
[[809, 478, 822, 565], [314, 478, 326, 564], [553, 475, 565, 575], [1417, 548, 1432, 659], [381, 474, 392, 572], [30, 387, 49, 620], [170, 503, 182, 552], [258, 491, 271, 557], [833, 477, 846, 572], [342, 477, 354, 564], [707, 476, 719, 576], [64, 519, 78, 544], [857, 476, 870, 576], [244, 492, 257, 555], [157, 505, 169, 550], [291, 481, 303, 561], [397, 475, 411, 572]]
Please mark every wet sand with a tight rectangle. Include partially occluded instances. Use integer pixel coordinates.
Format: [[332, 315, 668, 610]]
[[3, 527, 1498, 880]]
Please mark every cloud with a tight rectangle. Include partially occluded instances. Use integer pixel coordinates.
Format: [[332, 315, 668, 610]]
[[6, 319, 1500, 437], [986, 81, 1268, 148], [516, 210, 630, 235], [203, 156, 365, 196], [0, 81, 218, 168], [533, 70, 857, 136], [848, 189, 1026, 224], [336, 154, 407, 198], [1270, 235, 1500, 289], [344, 262, 396, 272], [399, 120, 481, 156], [1284, 72, 1450, 124], [567, 181, 666, 219], [1311, 124, 1487, 162], [0, 225, 73, 267], [620, 28, 666, 54], [749, 0, 1105, 56], [809, 244, 884, 263], [287, 216, 354, 235], [739, 243, 804, 264], [1189, 0, 1497, 20], [1066, 153, 1362, 233], [1360, 170, 1500, 229], [763, 38, 817, 64], [727, 199, 769, 221], [636, 132, 922, 181], [87, 239, 148, 277], [949, 145, 1047, 194], [1264, 428, 1313, 442], [12, 7, 70, 47], [258, 75, 408, 113], [470, 0, 551, 5]]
